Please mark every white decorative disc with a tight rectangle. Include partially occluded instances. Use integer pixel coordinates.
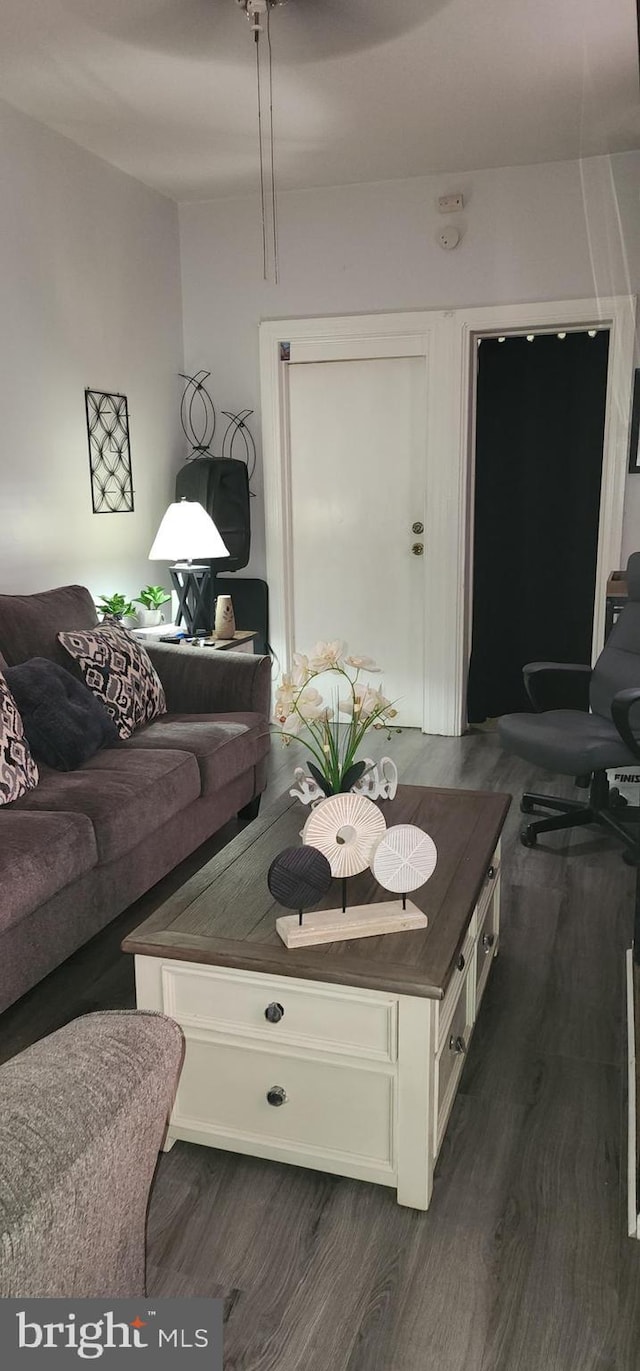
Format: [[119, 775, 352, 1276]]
[[371, 824, 437, 893], [302, 793, 387, 878]]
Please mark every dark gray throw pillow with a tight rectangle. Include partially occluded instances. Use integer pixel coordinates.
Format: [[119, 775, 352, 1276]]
[[4, 657, 118, 771]]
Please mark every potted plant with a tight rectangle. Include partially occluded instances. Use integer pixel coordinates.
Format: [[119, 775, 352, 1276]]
[[134, 585, 171, 628], [273, 641, 399, 801], [97, 593, 137, 625]]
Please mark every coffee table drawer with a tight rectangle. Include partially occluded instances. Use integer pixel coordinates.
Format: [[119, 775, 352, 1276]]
[[475, 846, 500, 926], [173, 1035, 395, 1167], [438, 929, 474, 1049], [162, 964, 397, 1062], [435, 974, 472, 1151], [475, 873, 500, 1010]]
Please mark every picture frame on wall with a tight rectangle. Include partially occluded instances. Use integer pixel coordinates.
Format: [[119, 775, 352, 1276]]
[[628, 369, 640, 474]]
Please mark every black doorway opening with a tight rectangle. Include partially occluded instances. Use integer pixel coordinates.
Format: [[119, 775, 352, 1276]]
[[466, 329, 610, 724]]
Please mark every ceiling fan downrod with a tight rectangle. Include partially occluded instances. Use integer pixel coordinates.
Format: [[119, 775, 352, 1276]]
[[235, 0, 283, 283]]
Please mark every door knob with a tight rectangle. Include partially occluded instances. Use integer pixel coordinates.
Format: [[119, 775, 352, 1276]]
[[412, 521, 424, 535], [412, 543, 424, 556]]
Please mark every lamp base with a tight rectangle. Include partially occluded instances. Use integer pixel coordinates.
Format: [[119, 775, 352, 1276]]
[[170, 563, 211, 635]]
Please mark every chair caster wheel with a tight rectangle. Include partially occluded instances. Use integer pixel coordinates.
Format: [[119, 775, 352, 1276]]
[[520, 825, 537, 848], [520, 797, 534, 815]]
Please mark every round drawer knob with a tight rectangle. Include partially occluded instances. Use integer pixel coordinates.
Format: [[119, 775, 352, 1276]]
[[487, 864, 496, 879], [457, 953, 465, 972], [482, 932, 495, 954], [449, 1033, 467, 1055], [266, 1086, 288, 1107], [265, 1002, 285, 1023]]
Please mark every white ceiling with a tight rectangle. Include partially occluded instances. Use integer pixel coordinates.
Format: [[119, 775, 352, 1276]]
[[0, 0, 637, 201]]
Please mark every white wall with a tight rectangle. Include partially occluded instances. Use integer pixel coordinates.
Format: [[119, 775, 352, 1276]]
[[179, 151, 640, 577], [0, 97, 183, 603]]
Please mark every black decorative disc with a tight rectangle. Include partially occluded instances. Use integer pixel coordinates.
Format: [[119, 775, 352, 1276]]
[[267, 846, 332, 911]]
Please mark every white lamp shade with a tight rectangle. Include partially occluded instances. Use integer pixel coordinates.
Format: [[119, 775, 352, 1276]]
[[148, 500, 229, 562]]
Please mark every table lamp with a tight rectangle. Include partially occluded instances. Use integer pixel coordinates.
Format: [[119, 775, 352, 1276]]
[[148, 498, 229, 634]]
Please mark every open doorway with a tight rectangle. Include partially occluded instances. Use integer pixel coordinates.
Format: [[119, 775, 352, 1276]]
[[467, 328, 610, 724]]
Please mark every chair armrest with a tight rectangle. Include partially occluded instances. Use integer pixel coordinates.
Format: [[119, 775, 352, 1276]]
[[146, 643, 272, 717], [522, 662, 592, 712], [611, 688, 640, 761]]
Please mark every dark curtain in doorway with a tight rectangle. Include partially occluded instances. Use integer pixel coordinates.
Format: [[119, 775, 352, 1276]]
[[467, 330, 610, 723]]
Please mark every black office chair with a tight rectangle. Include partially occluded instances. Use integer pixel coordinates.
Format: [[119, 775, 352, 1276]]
[[498, 552, 640, 860]]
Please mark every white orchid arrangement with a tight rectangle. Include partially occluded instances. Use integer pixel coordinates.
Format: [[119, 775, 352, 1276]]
[[273, 641, 399, 796]]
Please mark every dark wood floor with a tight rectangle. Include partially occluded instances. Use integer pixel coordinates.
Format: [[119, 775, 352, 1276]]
[[3, 729, 640, 1369]]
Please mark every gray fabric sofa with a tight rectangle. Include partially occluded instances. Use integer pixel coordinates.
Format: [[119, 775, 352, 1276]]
[[0, 1011, 183, 1297], [0, 585, 271, 1012]]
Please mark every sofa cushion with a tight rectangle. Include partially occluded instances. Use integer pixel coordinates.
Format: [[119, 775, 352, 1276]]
[[0, 812, 98, 931], [0, 673, 39, 806], [0, 585, 98, 669], [58, 626, 166, 740], [5, 658, 118, 771], [13, 748, 200, 863], [124, 712, 271, 794]]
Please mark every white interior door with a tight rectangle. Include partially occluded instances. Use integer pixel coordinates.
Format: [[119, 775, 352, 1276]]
[[288, 355, 427, 726]]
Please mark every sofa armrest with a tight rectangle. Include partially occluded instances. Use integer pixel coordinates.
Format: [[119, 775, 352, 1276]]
[[146, 643, 272, 717], [0, 1011, 183, 1298]]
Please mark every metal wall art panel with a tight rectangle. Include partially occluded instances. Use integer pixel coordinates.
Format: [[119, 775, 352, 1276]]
[[85, 389, 134, 513]]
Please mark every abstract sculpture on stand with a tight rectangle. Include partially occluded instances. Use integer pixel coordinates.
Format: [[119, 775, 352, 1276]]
[[302, 793, 387, 878], [273, 794, 437, 949], [267, 847, 333, 929]]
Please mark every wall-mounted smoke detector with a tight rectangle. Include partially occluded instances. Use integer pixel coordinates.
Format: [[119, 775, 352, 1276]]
[[438, 226, 461, 251]]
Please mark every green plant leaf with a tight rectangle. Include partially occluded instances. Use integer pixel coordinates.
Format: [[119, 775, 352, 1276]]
[[97, 592, 136, 618], [135, 585, 171, 608], [308, 763, 334, 796], [339, 760, 366, 792]]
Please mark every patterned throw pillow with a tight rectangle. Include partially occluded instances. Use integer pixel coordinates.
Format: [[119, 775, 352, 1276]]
[[0, 672, 39, 805], [58, 625, 166, 740]]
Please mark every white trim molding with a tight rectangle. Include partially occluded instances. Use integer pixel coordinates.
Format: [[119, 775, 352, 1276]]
[[260, 296, 636, 736]]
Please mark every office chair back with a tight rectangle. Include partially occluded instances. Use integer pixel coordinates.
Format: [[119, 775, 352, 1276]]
[[590, 552, 640, 720]]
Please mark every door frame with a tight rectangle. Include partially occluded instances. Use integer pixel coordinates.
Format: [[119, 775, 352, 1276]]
[[453, 295, 636, 733], [260, 296, 636, 736]]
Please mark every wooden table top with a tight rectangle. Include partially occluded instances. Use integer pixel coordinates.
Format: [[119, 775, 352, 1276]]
[[123, 784, 511, 1000]]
